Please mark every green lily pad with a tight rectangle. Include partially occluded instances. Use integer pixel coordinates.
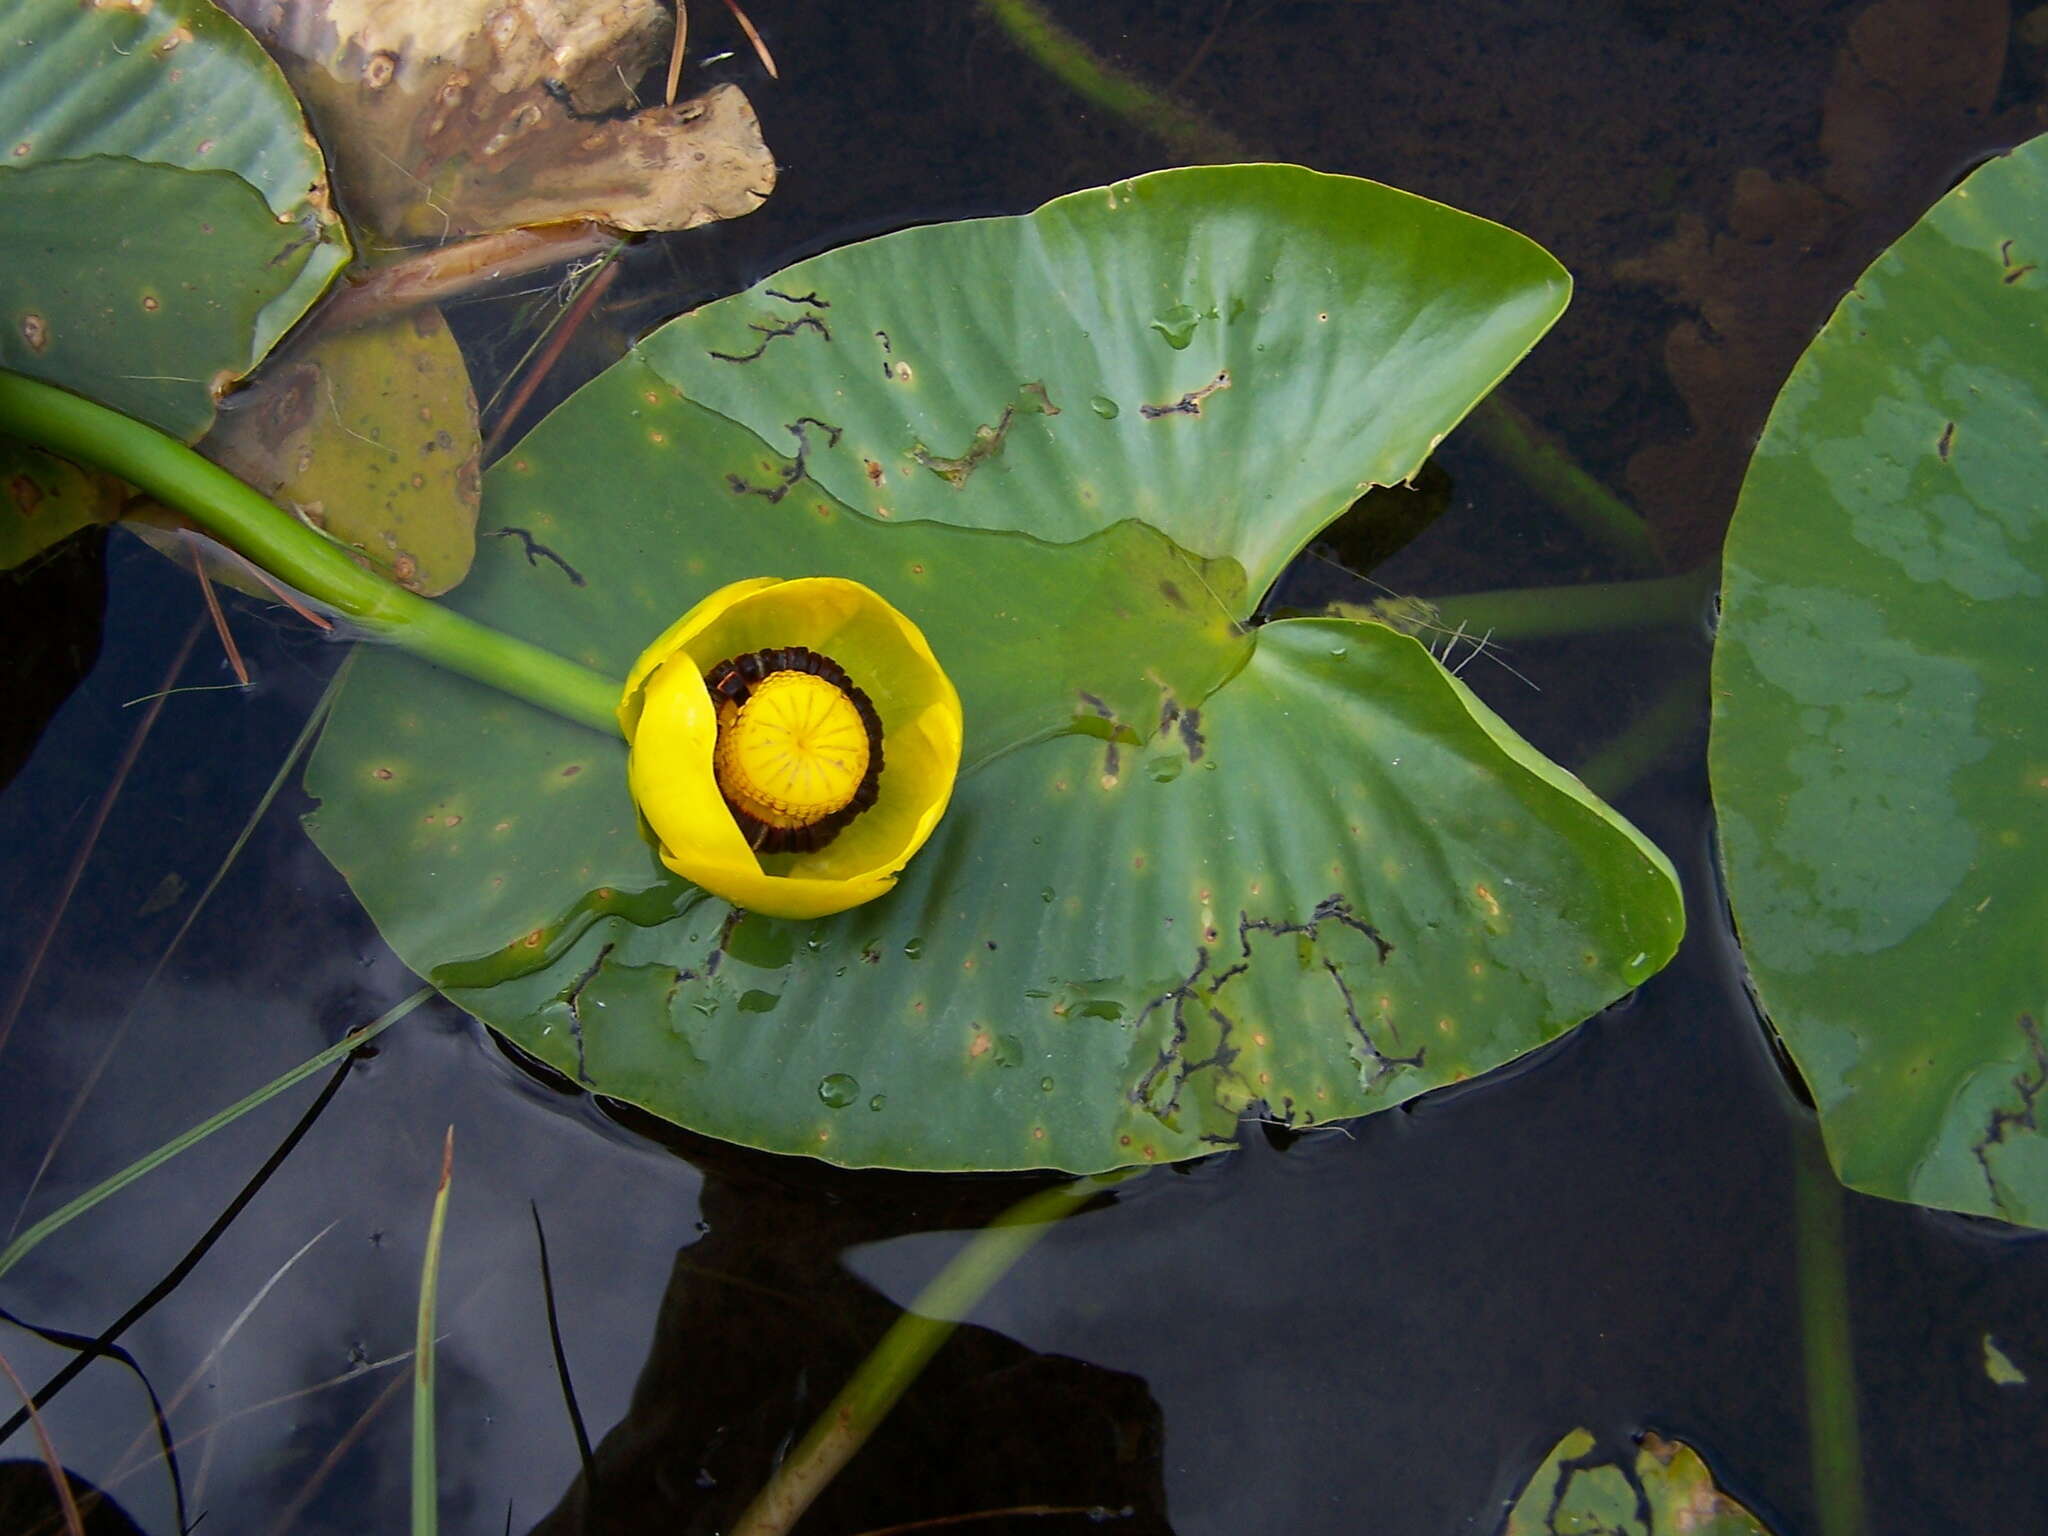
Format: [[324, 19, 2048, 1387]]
[[1503, 1429, 1774, 1536], [0, 0, 347, 438], [305, 166, 1682, 1171], [1711, 136, 2048, 1226]]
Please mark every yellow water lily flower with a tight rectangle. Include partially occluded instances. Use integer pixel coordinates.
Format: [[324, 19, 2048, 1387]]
[[617, 577, 963, 919]]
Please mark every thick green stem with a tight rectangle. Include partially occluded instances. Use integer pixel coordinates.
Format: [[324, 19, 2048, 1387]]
[[1423, 568, 1714, 643], [0, 370, 621, 736], [731, 1171, 1133, 1536]]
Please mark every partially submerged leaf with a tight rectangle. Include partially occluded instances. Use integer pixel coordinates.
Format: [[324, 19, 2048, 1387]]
[[1712, 134, 2048, 1227], [304, 166, 1682, 1172], [202, 307, 480, 596], [1502, 1429, 1774, 1536], [220, 0, 776, 241], [0, 436, 126, 574], [0, 0, 348, 437]]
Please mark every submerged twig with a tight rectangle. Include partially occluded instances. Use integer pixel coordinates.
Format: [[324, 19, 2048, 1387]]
[[722, 0, 778, 78], [102, 1221, 338, 1500], [190, 540, 249, 685], [0, 612, 203, 1067], [0, 1299, 184, 1525], [0, 1346, 84, 1536], [266, 1359, 413, 1536], [0, 990, 429, 1283], [316, 224, 619, 334], [10, 658, 354, 1241], [483, 248, 627, 460], [0, 1043, 368, 1456], [666, 0, 690, 105]]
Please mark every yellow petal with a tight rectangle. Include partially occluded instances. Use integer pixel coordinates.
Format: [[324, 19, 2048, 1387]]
[[619, 575, 962, 920]]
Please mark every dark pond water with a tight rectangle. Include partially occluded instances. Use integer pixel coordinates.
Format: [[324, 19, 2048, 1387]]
[[5, 1, 2047, 1531]]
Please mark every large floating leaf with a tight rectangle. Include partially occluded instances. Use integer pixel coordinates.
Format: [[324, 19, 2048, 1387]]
[[0, 0, 347, 438], [1712, 137, 2048, 1225], [306, 166, 1682, 1171], [1712, 136, 2048, 1226], [651, 165, 1570, 593]]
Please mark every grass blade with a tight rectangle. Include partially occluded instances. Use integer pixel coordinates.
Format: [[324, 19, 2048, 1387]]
[[413, 1126, 455, 1536], [530, 1201, 595, 1491], [10, 653, 352, 1243], [0, 613, 203, 1065], [0, 988, 430, 1282]]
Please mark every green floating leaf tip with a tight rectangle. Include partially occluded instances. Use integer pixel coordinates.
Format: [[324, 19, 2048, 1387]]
[[1712, 134, 2048, 1228], [306, 165, 1684, 1172]]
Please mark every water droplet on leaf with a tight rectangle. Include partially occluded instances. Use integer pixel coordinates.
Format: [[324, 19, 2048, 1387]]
[[818, 1073, 859, 1108], [1089, 395, 1120, 419], [1151, 305, 1199, 350]]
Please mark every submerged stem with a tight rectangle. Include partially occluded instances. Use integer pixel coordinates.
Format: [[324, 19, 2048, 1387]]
[[1793, 1120, 1868, 1536], [0, 370, 622, 736], [731, 1172, 1132, 1536], [1422, 568, 1713, 643], [1463, 395, 1665, 573]]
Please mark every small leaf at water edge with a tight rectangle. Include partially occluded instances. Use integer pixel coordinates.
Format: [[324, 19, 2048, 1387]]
[[0, 0, 348, 438], [1982, 1333, 2028, 1387], [1502, 1429, 1774, 1536], [305, 165, 1682, 1172], [1711, 135, 2048, 1227]]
